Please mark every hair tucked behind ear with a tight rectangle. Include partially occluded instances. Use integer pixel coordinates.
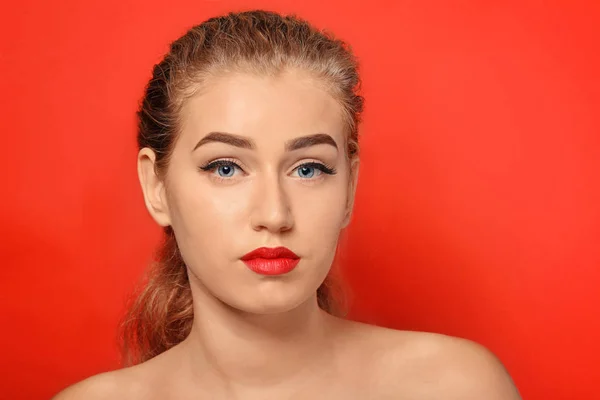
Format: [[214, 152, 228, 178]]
[[119, 9, 364, 366]]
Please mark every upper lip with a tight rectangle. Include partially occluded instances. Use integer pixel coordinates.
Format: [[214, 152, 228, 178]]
[[241, 246, 300, 260]]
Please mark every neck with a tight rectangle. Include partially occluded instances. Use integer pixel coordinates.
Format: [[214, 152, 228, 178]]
[[180, 281, 337, 388]]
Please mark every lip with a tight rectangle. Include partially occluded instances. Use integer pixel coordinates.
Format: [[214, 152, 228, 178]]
[[241, 246, 300, 276]]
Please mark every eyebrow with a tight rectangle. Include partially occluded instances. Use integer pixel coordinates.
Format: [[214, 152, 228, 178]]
[[192, 131, 338, 152]]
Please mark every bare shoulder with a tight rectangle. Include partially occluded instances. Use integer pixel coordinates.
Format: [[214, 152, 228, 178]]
[[52, 370, 123, 400], [51, 365, 149, 400], [394, 330, 522, 399], [51, 344, 186, 400], [340, 320, 521, 399]]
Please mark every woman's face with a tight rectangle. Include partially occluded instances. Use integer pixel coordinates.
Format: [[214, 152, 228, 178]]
[[140, 68, 358, 314]]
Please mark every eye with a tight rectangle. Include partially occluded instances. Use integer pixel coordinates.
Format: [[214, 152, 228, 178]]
[[292, 162, 337, 179], [217, 164, 235, 177], [297, 165, 317, 178], [199, 160, 243, 178]]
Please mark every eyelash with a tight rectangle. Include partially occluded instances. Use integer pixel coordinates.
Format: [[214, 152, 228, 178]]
[[198, 159, 337, 178]]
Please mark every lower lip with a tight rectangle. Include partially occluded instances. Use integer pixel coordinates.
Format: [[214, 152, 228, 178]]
[[243, 258, 300, 276]]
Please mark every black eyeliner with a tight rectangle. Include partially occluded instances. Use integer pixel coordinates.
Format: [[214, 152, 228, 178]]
[[199, 160, 241, 172], [299, 162, 337, 175]]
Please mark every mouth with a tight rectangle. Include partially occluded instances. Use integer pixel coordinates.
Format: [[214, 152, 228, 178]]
[[240, 246, 300, 276]]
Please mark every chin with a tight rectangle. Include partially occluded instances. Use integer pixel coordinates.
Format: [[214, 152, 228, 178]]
[[224, 282, 317, 315]]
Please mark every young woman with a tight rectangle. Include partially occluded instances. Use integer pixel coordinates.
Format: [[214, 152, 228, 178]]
[[55, 9, 520, 399]]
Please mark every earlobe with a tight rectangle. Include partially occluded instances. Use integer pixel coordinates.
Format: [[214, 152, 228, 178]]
[[341, 211, 352, 229], [137, 148, 172, 227]]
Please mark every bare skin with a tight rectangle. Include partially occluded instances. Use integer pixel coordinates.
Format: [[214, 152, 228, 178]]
[[54, 69, 520, 399], [54, 314, 520, 399]]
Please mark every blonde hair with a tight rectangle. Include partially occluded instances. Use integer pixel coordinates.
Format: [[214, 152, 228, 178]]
[[121, 9, 364, 366]]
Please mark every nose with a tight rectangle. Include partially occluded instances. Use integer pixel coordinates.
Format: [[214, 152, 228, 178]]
[[250, 172, 294, 233]]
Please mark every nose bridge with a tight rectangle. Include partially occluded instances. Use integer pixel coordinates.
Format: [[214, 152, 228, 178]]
[[250, 168, 293, 232]]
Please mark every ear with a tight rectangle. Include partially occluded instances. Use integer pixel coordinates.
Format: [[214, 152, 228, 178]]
[[137, 148, 172, 227], [341, 158, 360, 229]]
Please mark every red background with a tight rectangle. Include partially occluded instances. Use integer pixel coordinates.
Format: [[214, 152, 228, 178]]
[[1, 1, 599, 399]]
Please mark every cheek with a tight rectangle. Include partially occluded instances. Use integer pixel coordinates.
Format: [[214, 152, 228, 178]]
[[167, 180, 250, 262], [290, 182, 348, 249], [298, 197, 345, 231]]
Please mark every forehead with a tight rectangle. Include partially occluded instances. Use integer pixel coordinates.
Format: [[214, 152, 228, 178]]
[[179, 69, 347, 146]]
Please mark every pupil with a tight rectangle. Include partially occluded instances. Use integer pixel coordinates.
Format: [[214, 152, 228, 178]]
[[300, 167, 314, 178], [220, 165, 232, 176]]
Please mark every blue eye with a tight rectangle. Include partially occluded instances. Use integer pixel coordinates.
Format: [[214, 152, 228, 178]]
[[199, 160, 242, 178], [294, 162, 337, 179], [297, 165, 316, 178], [217, 164, 235, 177], [199, 160, 337, 180]]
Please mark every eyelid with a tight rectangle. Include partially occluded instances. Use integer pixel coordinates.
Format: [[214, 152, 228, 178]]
[[290, 159, 337, 174], [199, 158, 246, 172]]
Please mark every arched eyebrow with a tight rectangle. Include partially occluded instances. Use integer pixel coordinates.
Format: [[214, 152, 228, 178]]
[[192, 132, 338, 152], [286, 133, 338, 151]]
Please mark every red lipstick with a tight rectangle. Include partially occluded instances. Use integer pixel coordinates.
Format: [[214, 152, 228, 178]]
[[241, 247, 300, 276]]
